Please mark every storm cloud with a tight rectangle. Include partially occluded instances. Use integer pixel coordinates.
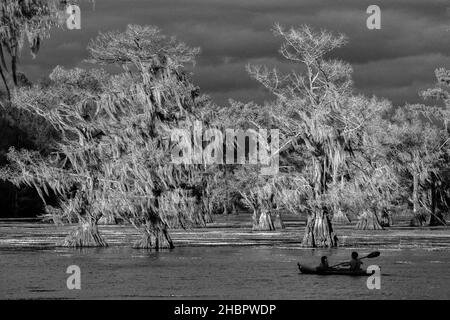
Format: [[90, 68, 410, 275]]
[[19, 0, 450, 106]]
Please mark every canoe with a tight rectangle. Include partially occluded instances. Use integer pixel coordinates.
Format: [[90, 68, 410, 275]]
[[297, 263, 370, 276]]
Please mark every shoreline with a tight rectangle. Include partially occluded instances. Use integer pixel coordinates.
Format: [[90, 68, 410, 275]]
[[1, 213, 449, 250]]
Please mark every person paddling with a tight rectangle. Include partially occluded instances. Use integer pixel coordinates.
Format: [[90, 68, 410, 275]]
[[347, 251, 363, 271], [327, 251, 380, 271]]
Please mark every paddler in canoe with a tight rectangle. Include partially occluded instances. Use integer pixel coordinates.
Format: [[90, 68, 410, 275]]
[[297, 251, 380, 275], [324, 251, 363, 271], [297, 255, 335, 272], [317, 256, 331, 271], [318, 252, 363, 271], [347, 252, 363, 271]]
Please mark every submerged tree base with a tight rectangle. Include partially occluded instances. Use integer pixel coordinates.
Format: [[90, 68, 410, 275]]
[[203, 212, 214, 224], [302, 210, 338, 248], [252, 210, 275, 231], [356, 210, 383, 230], [274, 212, 285, 229], [410, 212, 428, 227], [332, 209, 351, 224], [133, 222, 174, 249], [380, 210, 393, 227], [59, 221, 108, 247]]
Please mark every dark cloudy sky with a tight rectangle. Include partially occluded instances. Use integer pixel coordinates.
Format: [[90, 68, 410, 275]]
[[20, 0, 450, 106]]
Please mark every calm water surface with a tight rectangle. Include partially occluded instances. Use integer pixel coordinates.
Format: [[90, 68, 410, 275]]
[[1, 246, 449, 299]]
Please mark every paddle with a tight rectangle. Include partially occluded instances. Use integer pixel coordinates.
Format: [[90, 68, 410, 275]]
[[330, 251, 380, 268]]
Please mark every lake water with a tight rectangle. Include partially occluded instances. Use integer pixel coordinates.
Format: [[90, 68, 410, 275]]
[[1, 246, 449, 299]]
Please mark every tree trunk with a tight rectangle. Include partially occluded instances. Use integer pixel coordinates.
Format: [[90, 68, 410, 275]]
[[410, 210, 427, 226], [252, 208, 260, 229], [203, 211, 213, 224], [202, 196, 213, 223], [59, 219, 107, 247], [409, 169, 428, 226], [412, 170, 420, 214], [429, 174, 446, 226], [133, 220, 174, 249], [332, 209, 350, 224], [302, 209, 338, 247], [413, 172, 419, 216], [274, 211, 285, 229], [232, 202, 238, 215], [252, 209, 275, 231], [356, 210, 383, 230], [380, 209, 393, 227], [223, 202, 228, 215]]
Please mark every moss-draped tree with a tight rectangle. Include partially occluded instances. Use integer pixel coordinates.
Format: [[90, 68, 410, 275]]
[[420, 67, 450, 225], [0, 0, 72, 100], [246, 25, 395, 246], [0, 25, 209, 248], [386, 103, 448, 226]]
